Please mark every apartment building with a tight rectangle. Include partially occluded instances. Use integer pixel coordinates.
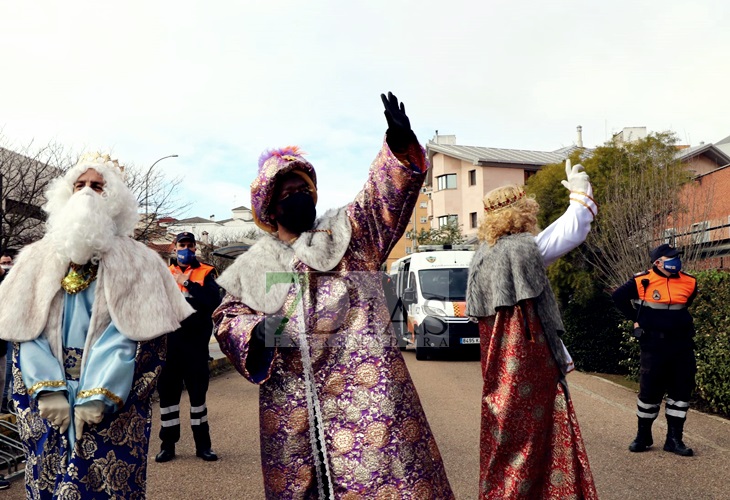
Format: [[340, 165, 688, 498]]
[[385, 189, 431, 272], [425, 133, 580, 241]]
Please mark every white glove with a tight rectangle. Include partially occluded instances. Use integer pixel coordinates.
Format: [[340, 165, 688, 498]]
[[37, 392, 71, 434], [74, 400, 106, 438], [560, 159, 590, 194]]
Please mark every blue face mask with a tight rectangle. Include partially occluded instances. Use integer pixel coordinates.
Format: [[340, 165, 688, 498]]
[[176, 248, 196, 266], [663, 257, 681, 273]]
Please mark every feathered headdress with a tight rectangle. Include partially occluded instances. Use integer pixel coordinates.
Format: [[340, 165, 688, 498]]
[[257, 146, 305, 169], [250, 145, 318, 233]]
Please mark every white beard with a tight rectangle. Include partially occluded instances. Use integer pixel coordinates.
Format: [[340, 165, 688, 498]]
[[46, 188, 116, 265]]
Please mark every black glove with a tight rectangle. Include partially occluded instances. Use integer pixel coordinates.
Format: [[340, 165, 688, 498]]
[[252, 315, 288, 346], [381, 91, 417, 153]]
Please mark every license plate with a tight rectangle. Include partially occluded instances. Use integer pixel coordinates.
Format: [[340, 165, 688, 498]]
[[460, 337, 480, 344]]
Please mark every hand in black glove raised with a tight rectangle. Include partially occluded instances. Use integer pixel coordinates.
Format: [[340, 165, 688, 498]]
[[381, 91, 417, 153], [252, 315, 289, 346]]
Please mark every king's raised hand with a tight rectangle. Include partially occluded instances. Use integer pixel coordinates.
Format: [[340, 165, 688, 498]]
[[381, 91, 416, 153]]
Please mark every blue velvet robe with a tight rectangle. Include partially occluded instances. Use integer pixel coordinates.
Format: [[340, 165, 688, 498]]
[[12, 280, 165, 499]]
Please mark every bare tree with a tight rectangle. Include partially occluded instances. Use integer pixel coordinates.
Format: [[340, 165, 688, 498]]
[[0, 137, 75, 253], [121, 163, 191, 242], [584, 132, 716, 289]]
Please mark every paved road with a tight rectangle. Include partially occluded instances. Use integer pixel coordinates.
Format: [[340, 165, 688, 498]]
[[5, 348, 730, 498]]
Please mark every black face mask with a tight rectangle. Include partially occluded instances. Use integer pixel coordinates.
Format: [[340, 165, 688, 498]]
[[275, 192, 316, 233]]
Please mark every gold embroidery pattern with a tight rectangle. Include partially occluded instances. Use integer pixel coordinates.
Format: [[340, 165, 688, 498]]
[[287, 407, 309, 434], [27, 380, 66, 396], [77, 388, 123, 408], [13, 336, 165, 498], [333, 429, 355, 454], [64, 347, 83, 381]]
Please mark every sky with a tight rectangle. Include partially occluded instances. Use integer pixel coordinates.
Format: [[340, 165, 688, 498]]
[[1, 0, 728, 221]]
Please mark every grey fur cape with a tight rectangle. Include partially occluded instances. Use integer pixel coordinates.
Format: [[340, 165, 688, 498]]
[[466, 232, 571, 375], [0, 236, 194, 371]]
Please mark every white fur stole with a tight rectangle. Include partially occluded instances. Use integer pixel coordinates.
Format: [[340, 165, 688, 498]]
[[216, 206, 351, 313], [0, 236, 194, 345]]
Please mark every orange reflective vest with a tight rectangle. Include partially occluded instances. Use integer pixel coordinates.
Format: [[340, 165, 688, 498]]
[[633, 269, 696, 310], [170, 262, 215, 293]]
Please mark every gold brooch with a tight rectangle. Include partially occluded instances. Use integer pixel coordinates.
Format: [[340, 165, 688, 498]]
[[61, 263, 99, 295]]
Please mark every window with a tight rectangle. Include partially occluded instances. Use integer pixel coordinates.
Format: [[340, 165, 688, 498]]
[[691, 221, 710, 244], [437, 215, 458, 227], [470, 212, 478, 228], [420, 216, 428, 224], [524, 170, 537, 184], [418, 268, 469, 301], [405, 246, 412, 254], [419, 201, 428, 209], [468, 169, 476, 186], [436, 174, 457, 190]]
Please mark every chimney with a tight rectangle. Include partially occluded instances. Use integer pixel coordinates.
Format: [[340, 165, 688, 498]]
[[576, 125, 584, 148]]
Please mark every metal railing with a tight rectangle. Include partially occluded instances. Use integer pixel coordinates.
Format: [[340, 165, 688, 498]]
[[0, 406, 25, 480]]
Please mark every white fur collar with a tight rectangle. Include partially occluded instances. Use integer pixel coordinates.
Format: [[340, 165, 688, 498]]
[[0, 236, 194, 342], [216, 206, 351, 314]]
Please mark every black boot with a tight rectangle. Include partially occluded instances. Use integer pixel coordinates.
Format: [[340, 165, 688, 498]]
[[664, 416, 693, 456], [155, 444, 176, 463], [629, 417, 654, 452]]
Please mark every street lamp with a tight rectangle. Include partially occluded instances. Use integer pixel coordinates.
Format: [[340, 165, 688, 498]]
[[144, 154, 178, 243]]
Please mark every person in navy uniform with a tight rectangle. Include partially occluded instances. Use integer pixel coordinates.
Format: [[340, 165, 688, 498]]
[[156, 232, 222, 462], [612, 243, 697, 456]]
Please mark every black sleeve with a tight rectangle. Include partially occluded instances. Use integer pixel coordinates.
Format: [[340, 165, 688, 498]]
[[186, 271, 223, 313], [245, 324, 276, 381], [611, 278, 640, 321]]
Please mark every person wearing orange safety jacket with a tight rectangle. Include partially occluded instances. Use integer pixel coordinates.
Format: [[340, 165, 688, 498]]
[[612, 243, 698, 457], [155, 231, 222, 463]]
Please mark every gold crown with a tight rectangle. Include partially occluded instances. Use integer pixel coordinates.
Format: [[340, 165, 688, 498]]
[[78, 152, 123, 172], [483, 187, 526, 213]]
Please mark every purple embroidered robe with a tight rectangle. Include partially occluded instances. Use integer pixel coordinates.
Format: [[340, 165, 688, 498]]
[[213, 140, 454, 499]]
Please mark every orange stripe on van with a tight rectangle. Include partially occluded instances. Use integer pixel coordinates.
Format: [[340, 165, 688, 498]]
[[453, 302, 466, 317]]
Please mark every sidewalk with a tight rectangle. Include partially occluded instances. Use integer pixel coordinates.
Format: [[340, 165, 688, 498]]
[[567, 371, 730, 499]]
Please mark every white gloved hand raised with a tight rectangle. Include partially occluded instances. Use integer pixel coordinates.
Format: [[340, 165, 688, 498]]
[[74, 400, 106, 438], [37, 392, 71, 434], [560, 159, 590, 194]]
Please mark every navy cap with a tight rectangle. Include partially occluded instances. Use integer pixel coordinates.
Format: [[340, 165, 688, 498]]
[[174, 231, 196, 244], [650, 243, 680, 262]]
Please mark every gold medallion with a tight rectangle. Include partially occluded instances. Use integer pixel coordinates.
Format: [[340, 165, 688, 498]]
[[61, 263, 99, 294]]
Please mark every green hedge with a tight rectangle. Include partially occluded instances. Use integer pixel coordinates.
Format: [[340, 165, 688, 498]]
[[562, 292, 627, 374], [616, 270, 730, 418]]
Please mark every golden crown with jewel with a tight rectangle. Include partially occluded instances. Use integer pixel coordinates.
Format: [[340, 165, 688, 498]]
[[483, 186, 526, 213]]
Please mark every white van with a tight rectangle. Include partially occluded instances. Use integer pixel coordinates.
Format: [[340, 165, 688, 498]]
[[389, 246, 479, 360]]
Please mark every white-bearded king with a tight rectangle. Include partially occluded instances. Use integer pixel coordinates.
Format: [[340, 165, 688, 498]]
[[0, 153, 193, 498]]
